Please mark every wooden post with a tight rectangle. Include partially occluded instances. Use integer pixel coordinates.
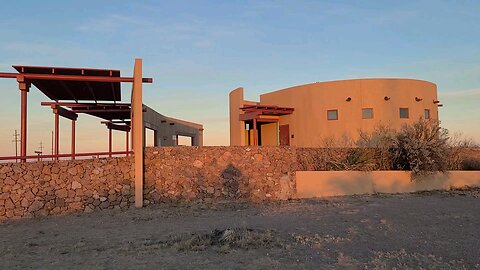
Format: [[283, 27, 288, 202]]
[[54, 112, 59, 160], [253, 118, 258, 146], [132, 59, 144, 208], [17, 76, 30, 162], [71, 120, 76, 160], [108, 128, 112, 157], [126, 131, 129, 156]]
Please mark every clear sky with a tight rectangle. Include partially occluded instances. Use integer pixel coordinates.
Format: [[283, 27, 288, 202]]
[[0, 0, 479, 156]]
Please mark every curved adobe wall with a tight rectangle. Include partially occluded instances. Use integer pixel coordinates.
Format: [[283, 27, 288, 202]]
[[259, 78, 438, 147]]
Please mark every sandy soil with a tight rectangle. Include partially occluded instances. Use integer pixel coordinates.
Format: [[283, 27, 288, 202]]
[[1, 188, 479, 269]]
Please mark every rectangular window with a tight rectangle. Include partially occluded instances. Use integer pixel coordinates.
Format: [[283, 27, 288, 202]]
[[327, 110, 338, 120], [399, 108, 409, 119], [362, 108, 374, 119], [424, 109, 430, 119]]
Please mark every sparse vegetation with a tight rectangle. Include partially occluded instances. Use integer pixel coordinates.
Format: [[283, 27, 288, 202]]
[[315, 119, 479, 180], [391, 119, 450, 179], [166, 228, 284, 252], [461, 158, 480, 171]]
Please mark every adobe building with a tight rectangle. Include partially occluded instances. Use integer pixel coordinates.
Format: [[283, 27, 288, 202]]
[[229, 78, 440, 147]]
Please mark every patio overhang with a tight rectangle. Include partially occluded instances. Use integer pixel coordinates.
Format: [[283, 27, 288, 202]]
[[239, 105, 294, 121]]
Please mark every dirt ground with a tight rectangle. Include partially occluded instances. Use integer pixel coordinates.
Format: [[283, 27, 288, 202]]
[[1, 188, 479, 269]]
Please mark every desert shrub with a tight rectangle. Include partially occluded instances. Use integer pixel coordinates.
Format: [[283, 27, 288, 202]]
[[319, 135, 376, 171], [391, 119, 450, 179], [312, 120, 454, 177], [326, 148, 375, 171], [461, 158, 480, 170], [357, 125, 397, 170], [447, 132, 479, 169]]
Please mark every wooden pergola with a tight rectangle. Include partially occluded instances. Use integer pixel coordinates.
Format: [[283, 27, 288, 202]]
[[239, 105, 294, 146], [0, 59, 150, 207]]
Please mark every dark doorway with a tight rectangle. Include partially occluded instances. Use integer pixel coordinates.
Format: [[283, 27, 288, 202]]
[[279, 124, 290, 146]]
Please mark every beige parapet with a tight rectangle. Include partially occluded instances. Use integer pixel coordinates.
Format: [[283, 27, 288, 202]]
[[296, 171, 480, 198]]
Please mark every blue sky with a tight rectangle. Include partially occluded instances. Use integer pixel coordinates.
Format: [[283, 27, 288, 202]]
[[0, 0, 479, 155]]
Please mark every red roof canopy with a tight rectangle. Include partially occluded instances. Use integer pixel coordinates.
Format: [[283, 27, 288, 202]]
[[13, 65, 121, 102]]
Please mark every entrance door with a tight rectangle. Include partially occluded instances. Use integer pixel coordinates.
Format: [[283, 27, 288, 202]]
[[279, 124, 290, 146]]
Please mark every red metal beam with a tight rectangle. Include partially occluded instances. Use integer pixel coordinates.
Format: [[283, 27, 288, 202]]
[[0, 72, 17, 78], [239, 112, 259, 121], [53, 106, 78, 121], [105, 123, 131, 132], [0, 72, 153, 83], [71, 109, 130, 113], [41, 102, 131, 107]]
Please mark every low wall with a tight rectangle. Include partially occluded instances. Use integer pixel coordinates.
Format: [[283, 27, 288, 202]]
[[0, 157, 135, 220], [296, 171, 480, 198], [0, 147, 297, 220], [143, 147, 296, 203], [1, 146, 479, 220]]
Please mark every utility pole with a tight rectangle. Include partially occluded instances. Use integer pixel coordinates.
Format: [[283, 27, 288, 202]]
[[12, 130, 20, 163], [34, 142, 43, 162]]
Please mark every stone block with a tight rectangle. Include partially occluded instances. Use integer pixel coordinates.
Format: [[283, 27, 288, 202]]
[[55, 188, 68, 198], [28, 200, 44, 212]]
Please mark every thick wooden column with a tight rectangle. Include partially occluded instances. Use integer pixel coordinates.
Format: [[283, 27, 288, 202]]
[[132, 59, 144, 208]]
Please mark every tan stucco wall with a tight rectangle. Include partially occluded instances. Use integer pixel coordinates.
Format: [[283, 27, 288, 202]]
[[229, 88, 245, 146], [229, 88, 259, 146], [260, 123, 278, 146], [246, 78, 439, 147], [296, 171, 480, 198]]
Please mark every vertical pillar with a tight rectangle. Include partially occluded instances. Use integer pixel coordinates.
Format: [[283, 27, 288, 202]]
[[153, 130, 158, 147], [108, 128, 112, 157], [132, 58, 144, 208], [253, 118, 258, 146], [126, 131, 129, 156], [17, 76, 30, 162], [54, 112, 59, 160], [71, 120, 76, 160]]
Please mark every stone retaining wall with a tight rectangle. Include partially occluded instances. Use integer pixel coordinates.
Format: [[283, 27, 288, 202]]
[[0, 157, 134, 220], [0, 146, 298, 220], [143, 147, 296, 203], [1, 146, 479, 220]]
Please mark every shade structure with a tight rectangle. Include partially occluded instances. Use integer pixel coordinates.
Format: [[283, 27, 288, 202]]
[[13, 65, 122, 102]]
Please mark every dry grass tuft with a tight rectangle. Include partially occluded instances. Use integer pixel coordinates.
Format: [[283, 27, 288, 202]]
[[166, 228, 284, 252]]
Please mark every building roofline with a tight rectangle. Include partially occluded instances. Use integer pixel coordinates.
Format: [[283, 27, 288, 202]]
[[261, 78, 437, 96]]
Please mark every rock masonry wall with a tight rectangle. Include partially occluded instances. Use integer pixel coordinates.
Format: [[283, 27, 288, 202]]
[[0, 146, 298, 220], [143, 146, 296, 203], [2, 146, 478, 220], [0, 157, 134, 221]]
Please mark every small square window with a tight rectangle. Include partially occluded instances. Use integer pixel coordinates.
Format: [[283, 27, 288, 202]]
[[362, 108, 374, 119], [399, 108, 409, 119], [424, 109, 430, 119], [327, 110, 338, 120]]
